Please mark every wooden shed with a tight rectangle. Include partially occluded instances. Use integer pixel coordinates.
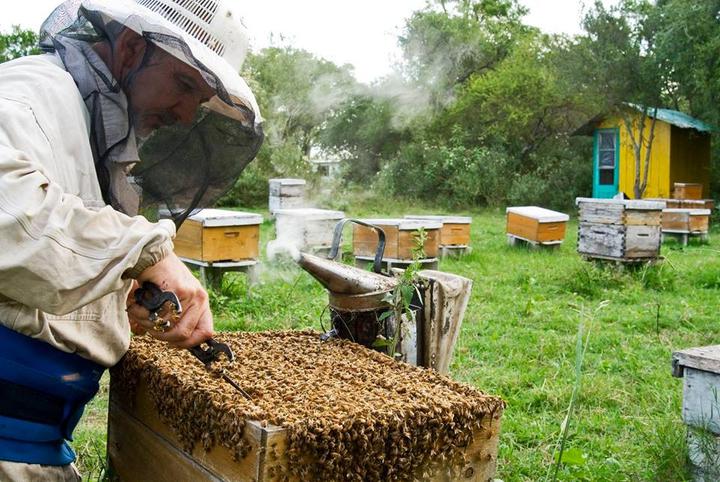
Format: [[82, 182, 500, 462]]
[[574, 106, 713, 199]]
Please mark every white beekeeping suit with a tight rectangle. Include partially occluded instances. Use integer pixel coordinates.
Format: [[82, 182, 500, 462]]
[[0, 1, 262, 480]]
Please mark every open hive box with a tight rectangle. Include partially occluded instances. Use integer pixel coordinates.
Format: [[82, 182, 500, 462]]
[[108, 332, 504, 482]]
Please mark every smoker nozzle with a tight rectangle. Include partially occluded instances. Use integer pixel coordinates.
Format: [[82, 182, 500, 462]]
[[297, 252, 398, 295]]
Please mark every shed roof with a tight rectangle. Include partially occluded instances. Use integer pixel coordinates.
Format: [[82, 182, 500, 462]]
[[573, 105, 714, 136]]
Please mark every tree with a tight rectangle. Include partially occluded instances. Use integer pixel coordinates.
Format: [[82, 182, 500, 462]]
[[580, 0, 668, 198], [245, 46, 357, 174], [0, 26, 39, 63], [651, 0, 720, 194]]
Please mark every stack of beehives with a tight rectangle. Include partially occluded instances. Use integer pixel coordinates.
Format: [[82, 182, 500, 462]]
[[110, 331, 504, 482]]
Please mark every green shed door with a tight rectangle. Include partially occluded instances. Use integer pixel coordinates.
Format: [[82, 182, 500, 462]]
[[593, 129, 619, 198]]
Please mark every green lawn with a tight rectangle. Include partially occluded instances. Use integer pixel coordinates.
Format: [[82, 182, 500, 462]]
[[74, 206, 720, 481]]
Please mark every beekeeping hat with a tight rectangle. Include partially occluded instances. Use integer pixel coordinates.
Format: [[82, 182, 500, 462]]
[[40, 0, 264, 226]]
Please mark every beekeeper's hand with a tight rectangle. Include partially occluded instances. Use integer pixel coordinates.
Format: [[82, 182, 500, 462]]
[[127, 252, 214, 348], [125, 279, 147, 336]]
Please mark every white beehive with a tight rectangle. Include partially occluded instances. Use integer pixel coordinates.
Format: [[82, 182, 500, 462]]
[[273, 208, 345, 252], [269, 178, 306, 213], [576, 197, 665, 261]]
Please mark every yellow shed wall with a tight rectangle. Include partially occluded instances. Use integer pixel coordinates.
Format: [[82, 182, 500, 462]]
[[598, 115, 672, 199], [669, 126, 711, 198]]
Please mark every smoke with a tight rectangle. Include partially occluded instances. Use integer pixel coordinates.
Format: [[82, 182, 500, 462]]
[[267, 239, 301, 262]]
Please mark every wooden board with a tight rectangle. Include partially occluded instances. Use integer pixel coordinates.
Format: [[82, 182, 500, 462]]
[[353, 223, 400, 259], [441, 223, 471, 246], [672, 346, 720, 377], [662, 210, 691, 232], [506, 212, 539, 242], [398, 226, 440, 259], [673, 183, 703, 200], [625, 225, 662, 258], [578, 202, 625, 225], [690, 214, 710, 233], [108, 377, 502, 482], [353, 223, 441, 260], [174, 218, 260, 262], [625, 210, 662, 226], [173, 218, 204, 260], [577, 223, 661, 259], [506, 212, 566, 243], [578, 223, 625, 259]]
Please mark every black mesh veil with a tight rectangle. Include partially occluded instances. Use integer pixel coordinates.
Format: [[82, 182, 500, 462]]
[[133, 106, 263, 226], [39, 0, 264, 228]]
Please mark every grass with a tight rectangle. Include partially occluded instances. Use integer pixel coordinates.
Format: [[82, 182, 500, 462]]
[[72, 204, 720, 481]]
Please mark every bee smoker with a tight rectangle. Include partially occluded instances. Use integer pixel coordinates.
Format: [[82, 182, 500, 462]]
[[296, 219, 401, 349], [297, 218, 473, 374]]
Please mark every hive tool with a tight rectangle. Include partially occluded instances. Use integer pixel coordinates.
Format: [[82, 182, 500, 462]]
[[134, 281, 252, 400]]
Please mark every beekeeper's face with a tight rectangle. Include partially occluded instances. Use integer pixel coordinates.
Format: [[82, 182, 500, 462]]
[[108, 28, 216, 137]]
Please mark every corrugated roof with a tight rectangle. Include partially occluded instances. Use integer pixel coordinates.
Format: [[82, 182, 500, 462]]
[[627, 104, 713, 132], [572, 105, 714, 136]]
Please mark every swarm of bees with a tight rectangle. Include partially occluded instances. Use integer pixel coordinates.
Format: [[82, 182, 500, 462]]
[[111, 331, 505, 481]]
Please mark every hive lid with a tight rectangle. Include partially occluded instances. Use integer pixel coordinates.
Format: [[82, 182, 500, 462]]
[[505, 206, 569, 223], [268, 178, 306, 186], [672, 345, 720, 377], [160, 208, 263, 226], [273, 208, 345, 220], [663, 208, 712, 215], [404, 214, 472, 224], [575, 197, 666, 210], [361, 218, 443, 230]]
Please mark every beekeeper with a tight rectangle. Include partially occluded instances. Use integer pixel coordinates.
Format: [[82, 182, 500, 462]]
[[0, 0, 263, 479]]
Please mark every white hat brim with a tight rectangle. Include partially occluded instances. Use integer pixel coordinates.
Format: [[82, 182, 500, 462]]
[[82, 0, 262, 125]]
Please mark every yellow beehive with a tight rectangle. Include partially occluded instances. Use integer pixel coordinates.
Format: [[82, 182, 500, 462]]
[[505, 206, 569, 245], [404, 215, 472, 247], [173, 209, 262, 263], [108, 332, 505, 482], [353, 218, 441, 260]]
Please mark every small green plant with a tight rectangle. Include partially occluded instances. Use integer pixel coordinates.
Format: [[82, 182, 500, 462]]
[[375, 228, 427, 358], [547, 300, 609, 481]]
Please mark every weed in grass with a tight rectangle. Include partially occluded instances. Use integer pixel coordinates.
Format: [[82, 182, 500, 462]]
[[685, 387, 720, 480], [647, 416, 691, 482], [635, 257, 677, 292], [547, 301, 608, 481], [561, 263, 628, 298]]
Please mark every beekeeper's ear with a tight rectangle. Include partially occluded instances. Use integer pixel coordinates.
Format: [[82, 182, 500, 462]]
[[115, 28, 148, 74]]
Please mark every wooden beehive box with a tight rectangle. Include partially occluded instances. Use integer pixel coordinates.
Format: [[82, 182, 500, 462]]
[[576, 198, 664, 261], [173, 209, 262, 263], [505, 206, 569, 245], [404, 215, 472, 247], [108, 332, 504, 482], [673, 182, 704, 200], [646, 198, 715, 210], [273, 208, 345, 252], [672, 346, 720, 480], [269, 178, 306, 213], [661, 208, 711, 234], [680, 199, 715, 210], [353, 218, 442, 260]]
